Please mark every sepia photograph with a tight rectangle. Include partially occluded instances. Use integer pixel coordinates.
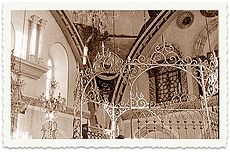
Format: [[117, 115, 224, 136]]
[[10, 9, 219, 139], [2, 1, 228, 148]]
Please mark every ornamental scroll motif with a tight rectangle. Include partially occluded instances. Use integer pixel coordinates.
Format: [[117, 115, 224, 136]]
[[93, 50, 124, 75], [75, 38, 219, 114], [73, 37, 219, 139], [201, 52, 219, 97]]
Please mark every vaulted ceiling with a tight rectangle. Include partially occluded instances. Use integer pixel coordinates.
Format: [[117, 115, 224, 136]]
[[51, 10, 218, 67], [51, 10, 162, 66]]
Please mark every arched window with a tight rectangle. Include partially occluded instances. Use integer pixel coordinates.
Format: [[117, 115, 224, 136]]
[[46, 59, 54, 99], [49, 43, 68, 99]]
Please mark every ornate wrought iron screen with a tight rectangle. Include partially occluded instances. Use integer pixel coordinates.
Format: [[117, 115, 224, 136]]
[[72, 39, 219, 139]]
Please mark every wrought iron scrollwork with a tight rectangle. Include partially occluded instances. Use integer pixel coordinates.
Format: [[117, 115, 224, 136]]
[[72, 38, 219, 139]]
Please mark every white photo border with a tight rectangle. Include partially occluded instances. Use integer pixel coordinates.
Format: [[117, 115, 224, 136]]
[[2, 2, 228, 148]]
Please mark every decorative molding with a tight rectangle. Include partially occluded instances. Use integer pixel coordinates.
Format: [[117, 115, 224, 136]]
[[28, 15, 40, 26], [129, 10, 176, 59], [176, 11, 194, 29], [12, 56, 48, 79], [38, 18, 47, 29], [50, 10, 85, 67]]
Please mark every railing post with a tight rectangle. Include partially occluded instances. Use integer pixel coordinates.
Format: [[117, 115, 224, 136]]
[[79, 70, 84, 139], [111, 102, 116, 139], [199, 65, 212, 138]]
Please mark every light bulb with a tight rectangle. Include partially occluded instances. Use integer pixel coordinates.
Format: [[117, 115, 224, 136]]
[[83, 45, 88, 57]]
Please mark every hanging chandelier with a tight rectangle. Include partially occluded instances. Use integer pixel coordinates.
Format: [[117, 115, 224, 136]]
[[72, 10, 108, 34], [39, 78, 67, 139], [11, 49, 27, 115]]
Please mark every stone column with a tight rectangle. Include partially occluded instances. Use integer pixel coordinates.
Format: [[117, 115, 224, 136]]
[[28, 15, 40, 62], [37, 19, 47, 65]]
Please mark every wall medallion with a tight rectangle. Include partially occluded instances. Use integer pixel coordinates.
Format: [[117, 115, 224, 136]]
[[177, 11, 194, 29]]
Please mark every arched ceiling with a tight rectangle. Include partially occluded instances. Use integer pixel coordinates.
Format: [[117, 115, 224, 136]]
[[51, 10, 162, 64], [51, 10, 218, 67]]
